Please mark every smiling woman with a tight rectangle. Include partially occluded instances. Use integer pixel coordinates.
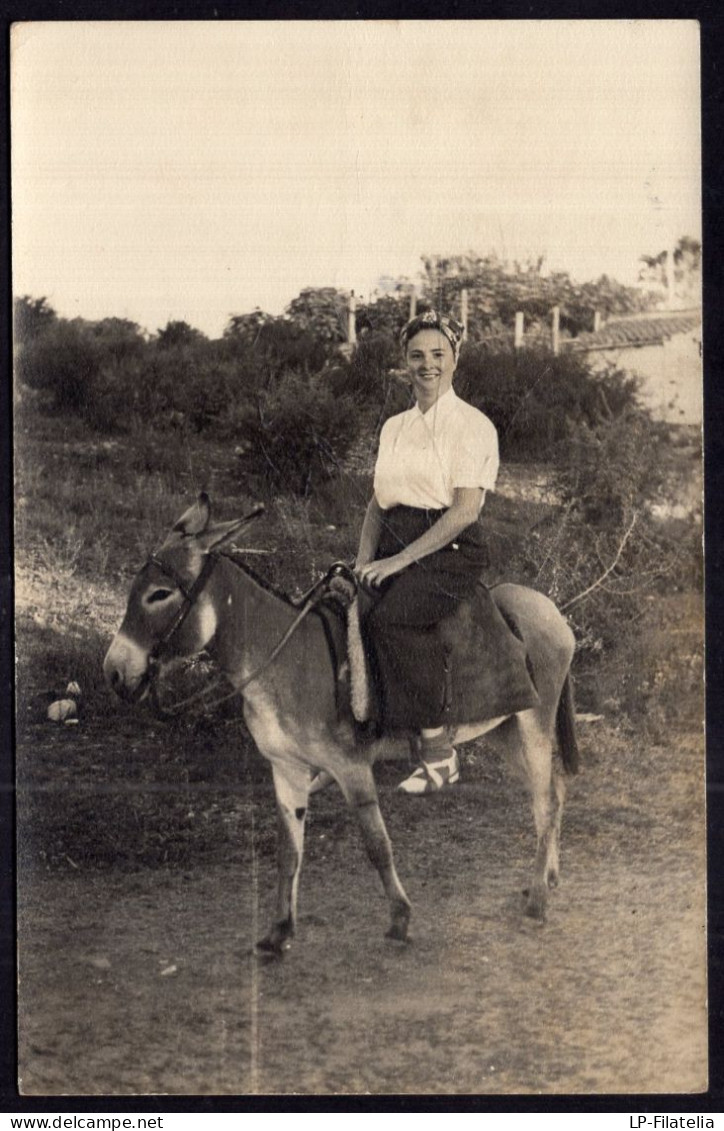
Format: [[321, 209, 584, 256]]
[[354, 310, 539, 794]]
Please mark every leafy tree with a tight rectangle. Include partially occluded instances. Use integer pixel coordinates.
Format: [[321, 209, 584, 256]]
[[418, 251, 656, 338], [16, 320, 102, 412], [223, 309, 275, 346], [86, 317, 146, 364], [284, 287, 349, 344], [638, 236, 701, 306], [353, 294, 409, 341], [14, 295, 57, 344], [156, 320, 207, 349], [224, 311, 327, 379]]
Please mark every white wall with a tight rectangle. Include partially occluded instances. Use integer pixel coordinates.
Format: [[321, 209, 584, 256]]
[[585, 331, 701, 425]]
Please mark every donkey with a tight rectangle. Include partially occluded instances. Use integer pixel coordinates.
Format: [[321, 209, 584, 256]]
[[104, 494, 578, 957]]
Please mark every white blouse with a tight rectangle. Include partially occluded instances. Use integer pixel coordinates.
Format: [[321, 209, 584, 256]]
[[373, 388, 499, 511]]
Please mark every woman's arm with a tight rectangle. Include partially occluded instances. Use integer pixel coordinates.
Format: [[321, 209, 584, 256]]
[[356, 495, 385, 567], [356, 487, 484, 589]]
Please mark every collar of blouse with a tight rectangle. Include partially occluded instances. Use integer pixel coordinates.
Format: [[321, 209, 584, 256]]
[[406, 385, 459, 427]]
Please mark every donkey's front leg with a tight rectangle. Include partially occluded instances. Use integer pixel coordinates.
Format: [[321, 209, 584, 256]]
[[256, 760, 311, 960], [339, 764, 412, 943]]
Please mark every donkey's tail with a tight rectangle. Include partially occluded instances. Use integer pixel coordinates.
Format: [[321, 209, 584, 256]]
[[556, 673, 580, 775]]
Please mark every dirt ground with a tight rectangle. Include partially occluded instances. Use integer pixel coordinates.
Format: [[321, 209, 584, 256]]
[[16, 721, 707, 1097]]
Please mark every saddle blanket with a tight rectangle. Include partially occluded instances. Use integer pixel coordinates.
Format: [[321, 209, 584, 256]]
[[314, 581, 539, 732]]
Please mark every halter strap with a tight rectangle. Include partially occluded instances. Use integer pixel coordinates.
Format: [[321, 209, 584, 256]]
[[127, 551, 221, 705], [144, 558, 357, 718]]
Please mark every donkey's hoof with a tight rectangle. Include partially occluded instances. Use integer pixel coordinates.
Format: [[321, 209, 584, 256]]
[[385, 925, 410, 945], [385, 902, 411, 944], [254, 936, 289, 962], [546, 870, 559, 890], [523, 892, 547, 922]]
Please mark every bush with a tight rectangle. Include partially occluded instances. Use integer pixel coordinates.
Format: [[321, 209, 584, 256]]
[[14, 295, 57, 344], [323, 332, 401, 408], [233, 370, 359, 496], [516, 403, 700, 717], [454, 344, 640, 462], [16, 321, 103, 413], [558, 409, 667, 527], [224, 315, 328, 380]]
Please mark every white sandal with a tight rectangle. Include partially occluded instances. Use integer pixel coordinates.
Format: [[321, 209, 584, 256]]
[[398, 749, 460, 795]]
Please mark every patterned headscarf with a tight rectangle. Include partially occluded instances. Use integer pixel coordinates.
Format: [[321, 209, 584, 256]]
[[400, 309, 464, 359]]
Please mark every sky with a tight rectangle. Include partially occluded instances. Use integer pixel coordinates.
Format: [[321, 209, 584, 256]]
[[11, 20, 701, 339]]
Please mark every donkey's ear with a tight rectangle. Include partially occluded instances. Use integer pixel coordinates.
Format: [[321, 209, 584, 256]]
[[199, 517, 253, 552], [198, 503, 265, 552], [171, 493, 211, 537]]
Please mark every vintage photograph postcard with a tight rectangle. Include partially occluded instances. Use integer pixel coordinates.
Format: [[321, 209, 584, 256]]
[[12, 20, 705, 1095]]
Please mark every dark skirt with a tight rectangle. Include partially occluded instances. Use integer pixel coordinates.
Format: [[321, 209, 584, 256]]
[[365, 505, 491, 729]]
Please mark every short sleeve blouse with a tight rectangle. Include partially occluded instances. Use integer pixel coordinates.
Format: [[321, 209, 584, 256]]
[[373, 388, 499, 511]]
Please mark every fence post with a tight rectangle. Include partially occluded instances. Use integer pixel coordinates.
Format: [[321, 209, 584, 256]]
[[461, 288, 469, 341], [409, 290, 417, 321], [347, 291, 356, 345], [514, 311, 524, 350], [551, 305, 560, 355], [593, 310, 602, 333]]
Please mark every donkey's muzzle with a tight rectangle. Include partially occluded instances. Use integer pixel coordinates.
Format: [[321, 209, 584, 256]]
[[103, 634, 153, 703]]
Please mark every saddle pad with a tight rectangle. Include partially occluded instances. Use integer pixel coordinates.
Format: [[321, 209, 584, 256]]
[[437, 583, 540, 724], [317, 584, 539, 729]]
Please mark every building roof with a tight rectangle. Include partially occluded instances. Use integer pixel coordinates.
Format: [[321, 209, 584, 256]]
[[568, 309, 701, 353]]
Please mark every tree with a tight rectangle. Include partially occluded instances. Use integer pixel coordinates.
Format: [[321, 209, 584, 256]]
[[16, 320, 102, 412], [284, 287, 348, 344], [418, 251, 655, 337], [223, 308, 275, 347], [84, 317, 147, 366], [155, 320, 206, 349], [638, 236, 701, 306], [14, 295, 57, 344], [353, 293, 409, 341], [223, 309, 327, 379]]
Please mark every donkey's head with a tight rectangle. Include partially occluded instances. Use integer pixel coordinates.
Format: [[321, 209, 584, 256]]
[[103, 493, 262, 702]]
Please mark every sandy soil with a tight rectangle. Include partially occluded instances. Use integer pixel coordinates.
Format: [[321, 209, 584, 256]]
[[17, 725, 707, 1096]]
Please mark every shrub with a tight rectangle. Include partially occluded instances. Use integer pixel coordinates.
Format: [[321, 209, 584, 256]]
[[14, 295, 57, 344], [233, 370, 359, 496], [224, 314, 328, 380], [16, 321, 103, 413], [454, 344, 640, 462], [558, 409, 667, 527], [323, 332, 401, 408]]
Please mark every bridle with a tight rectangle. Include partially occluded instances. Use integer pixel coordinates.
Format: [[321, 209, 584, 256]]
[[127, 548, 222, 710], [133, 538, 357, 720]]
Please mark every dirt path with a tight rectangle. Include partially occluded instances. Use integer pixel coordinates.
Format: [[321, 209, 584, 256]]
[[17, 725, 707, 1097]]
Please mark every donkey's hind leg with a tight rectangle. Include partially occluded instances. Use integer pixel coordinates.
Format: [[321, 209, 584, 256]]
[[515, 710, 558, 921], [256, 759, 311, 959], [546, 769, 567, 890], [338, 763, 412, 942]]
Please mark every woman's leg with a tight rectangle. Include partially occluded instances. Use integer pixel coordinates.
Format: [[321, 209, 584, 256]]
[[365, 559, 477, 791], [366, 565, 457, 730], [367, 556, 482, 721]]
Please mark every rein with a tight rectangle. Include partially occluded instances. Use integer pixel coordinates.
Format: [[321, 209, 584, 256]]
[[144, 556, 357, 720]]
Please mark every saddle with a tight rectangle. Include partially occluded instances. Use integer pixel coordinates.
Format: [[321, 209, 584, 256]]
[[314, 579, 539, 734]]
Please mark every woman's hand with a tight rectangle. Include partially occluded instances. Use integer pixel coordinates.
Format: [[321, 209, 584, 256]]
[[355, 554, 409, 591]]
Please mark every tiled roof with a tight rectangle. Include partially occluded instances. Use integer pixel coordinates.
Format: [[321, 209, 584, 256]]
[[568, 310, 701, 352]]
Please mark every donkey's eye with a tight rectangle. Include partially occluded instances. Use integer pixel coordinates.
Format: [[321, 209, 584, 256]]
[[147, 588, 174, 605]]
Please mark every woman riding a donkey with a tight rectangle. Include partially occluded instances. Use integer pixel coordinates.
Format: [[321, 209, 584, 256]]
[[352, 309, 539, 793], [104, 309, 575, 948]]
